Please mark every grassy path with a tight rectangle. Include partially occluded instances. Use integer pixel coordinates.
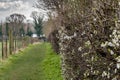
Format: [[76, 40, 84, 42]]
[[0, 43, 62, 80]]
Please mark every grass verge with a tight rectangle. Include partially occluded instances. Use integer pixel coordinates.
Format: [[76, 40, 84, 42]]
[[41, 43, 63, 80]]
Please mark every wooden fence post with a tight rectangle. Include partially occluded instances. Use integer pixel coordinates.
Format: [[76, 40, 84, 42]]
[[1, 21, 4, 59]]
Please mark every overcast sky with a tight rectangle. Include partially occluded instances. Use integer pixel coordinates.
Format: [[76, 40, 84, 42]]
[[0, 0, 46, 21]]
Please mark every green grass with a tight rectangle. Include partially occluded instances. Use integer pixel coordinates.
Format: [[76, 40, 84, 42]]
[[41, 43, 63, 80], [0, 43, 63, 80]]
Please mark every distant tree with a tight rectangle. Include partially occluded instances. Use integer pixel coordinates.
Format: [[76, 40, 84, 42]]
[[6, 13, 26, 35], [26, 26, 33, 37], [31, 11, 43, 37], [20, 26, 25, 37], [6, 13, 26, 52]]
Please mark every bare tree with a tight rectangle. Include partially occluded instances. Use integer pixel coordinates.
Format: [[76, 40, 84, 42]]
[[6, 13, 26, 35], [6, 13, 26, 53]]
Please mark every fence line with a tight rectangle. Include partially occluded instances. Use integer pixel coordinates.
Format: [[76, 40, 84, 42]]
[[0, 22, 39, 60]]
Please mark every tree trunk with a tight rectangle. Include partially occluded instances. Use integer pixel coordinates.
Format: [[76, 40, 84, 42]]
[[5, 38, 8, 58], [2, 34, 4, 59], [9, 29, 13, 55], [14, 35, 17, 53]]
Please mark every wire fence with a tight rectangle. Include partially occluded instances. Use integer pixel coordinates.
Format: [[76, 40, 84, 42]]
[[0, 22, 40, 60]]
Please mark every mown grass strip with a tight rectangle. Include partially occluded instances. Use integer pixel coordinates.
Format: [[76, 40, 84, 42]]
[[0, 43, 63, 80]]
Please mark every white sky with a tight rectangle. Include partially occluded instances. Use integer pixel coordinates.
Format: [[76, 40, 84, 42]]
[[0, 0, 47, 21]]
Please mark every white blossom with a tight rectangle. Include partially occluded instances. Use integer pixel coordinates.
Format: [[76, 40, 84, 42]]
[[108, 42, 115, 47], [78, 47, 82, 51], [116, 63, 120, 69], [63, 32, 77, 40], [110, 50, 114, 55], [115, 56, 120, 69], [85, 41, 91, 46], [102, 71, 107, 77]]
